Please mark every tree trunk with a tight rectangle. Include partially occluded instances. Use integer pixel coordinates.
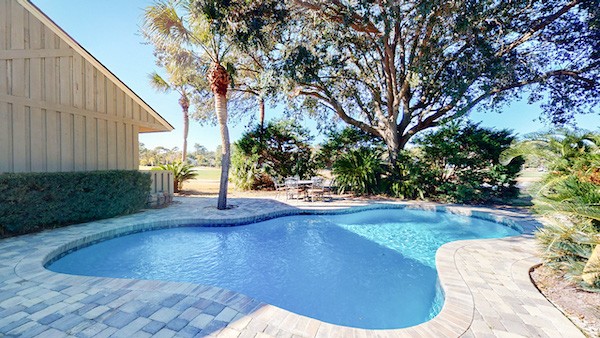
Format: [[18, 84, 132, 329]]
[[382, 124, 400, 165], [216, 92, 230, 210], [208, 63, 231, 210], [259, 96, 265, 132], [179, 94, 190, 164], [182, 107, 189, 163], [582, 244, 600, 286]]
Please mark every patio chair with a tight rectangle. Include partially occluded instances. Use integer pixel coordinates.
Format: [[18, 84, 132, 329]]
[[285, 177, 305, 200], [322, 179, 334, 202], [307, 177, 325, 202], [273, 180, 287, 199]]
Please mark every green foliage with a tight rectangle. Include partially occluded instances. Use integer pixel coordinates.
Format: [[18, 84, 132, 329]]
[[536, 218, 599, 287], [332, 147, 384, 196], [0, 171, 151, 237], [139, 143, 183, 166], [235, 0, 600, 156], [231, 119, 317, 190], [154, 162, 198, 192], [385, 151, 428, 200], [522, 129, 600, 288], [503, 129, 600, 174], [231, 149, 264, 190], [316, 126, 385, 169], [413, 121, 523, 203]]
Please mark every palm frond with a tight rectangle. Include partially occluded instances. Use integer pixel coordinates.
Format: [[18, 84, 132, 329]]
[[148, 72, 171, 92], [143, 0, 190, 44]]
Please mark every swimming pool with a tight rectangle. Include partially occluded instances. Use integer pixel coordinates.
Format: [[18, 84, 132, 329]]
[[47, 208, 520, 329]]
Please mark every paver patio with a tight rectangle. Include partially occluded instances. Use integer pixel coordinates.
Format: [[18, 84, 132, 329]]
[[0, 197, 585, 337]]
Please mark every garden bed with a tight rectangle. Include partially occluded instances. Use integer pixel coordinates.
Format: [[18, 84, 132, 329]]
[[530, 264, 600, 337]]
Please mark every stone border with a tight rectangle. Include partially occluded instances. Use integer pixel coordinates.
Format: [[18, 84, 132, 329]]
[[10, 201, 537, 337]]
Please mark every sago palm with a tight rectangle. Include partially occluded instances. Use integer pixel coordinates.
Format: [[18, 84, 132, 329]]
[[510, 129, 600, 288], [154, 162, 198, 193]]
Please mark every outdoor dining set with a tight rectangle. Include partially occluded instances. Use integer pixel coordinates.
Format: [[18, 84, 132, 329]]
[[275, 177, 334, 202]]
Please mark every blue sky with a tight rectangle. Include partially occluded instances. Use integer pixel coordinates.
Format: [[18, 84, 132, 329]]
[[33, 0, 599, 152]]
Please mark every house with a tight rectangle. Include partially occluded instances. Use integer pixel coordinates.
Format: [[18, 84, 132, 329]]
[[0, 0, 174, 174]]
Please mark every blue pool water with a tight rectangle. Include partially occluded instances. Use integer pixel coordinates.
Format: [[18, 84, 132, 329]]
[[47, 208, 519, 329]]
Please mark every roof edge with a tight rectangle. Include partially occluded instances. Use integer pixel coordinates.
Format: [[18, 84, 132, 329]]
[[19, 0, 174, 132]]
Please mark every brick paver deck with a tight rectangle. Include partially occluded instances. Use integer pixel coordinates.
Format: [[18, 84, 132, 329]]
[[0, 197, 584, 337]]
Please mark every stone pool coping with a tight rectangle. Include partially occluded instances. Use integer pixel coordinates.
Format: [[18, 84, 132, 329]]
[[0, 197, 585, 337]]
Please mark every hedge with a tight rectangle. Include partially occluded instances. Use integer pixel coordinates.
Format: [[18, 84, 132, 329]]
[[0, 170, 151, 237]]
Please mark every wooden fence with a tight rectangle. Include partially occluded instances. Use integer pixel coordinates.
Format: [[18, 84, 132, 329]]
[[142, 170, 173, 208]]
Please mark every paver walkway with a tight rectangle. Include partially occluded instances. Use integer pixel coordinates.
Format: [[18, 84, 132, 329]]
[[0, 197, 585, 337]]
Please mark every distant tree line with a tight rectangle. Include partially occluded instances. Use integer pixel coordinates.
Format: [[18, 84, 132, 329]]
[[139, 143, 221, 167]]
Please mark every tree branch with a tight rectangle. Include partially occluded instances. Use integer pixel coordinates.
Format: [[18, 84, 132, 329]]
[[296, 87, 382, 137], [291, 0, 381, 35], [498, 0, 582, 56]]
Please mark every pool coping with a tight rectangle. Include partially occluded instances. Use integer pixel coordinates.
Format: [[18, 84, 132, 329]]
[[2, 198, 584, 337]]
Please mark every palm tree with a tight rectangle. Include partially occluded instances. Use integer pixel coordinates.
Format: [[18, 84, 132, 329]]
[[143, 0, 234, 209], [149, 72, 192, 163], [207, 63, 231, 209]]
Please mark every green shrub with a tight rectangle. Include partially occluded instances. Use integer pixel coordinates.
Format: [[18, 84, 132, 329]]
[[230, 149, 264, 190], [0, 170, 151, 236], [332, 147, 384, 195], [315, 126, 385, 169], [413, 121, 523, 203], [516, 129, 600, 288], [536, 216, 599, 288], [534, 173, 600, 288], [232, 119, 317, 190], [385, 151, 428, 200], [153, 162, 197, 192]]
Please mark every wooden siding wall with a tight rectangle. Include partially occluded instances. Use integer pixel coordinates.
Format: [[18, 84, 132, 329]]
[[0, 0, 161, 173]]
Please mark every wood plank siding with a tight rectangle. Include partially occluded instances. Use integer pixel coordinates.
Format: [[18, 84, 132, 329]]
[[0, 0, 172, 173]]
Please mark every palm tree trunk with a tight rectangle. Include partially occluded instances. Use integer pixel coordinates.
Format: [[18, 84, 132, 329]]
[[208, 63, 231, 210], [216, 92, 230, 210], [179, 94, 190, 164], [182, 107, 189, 163]]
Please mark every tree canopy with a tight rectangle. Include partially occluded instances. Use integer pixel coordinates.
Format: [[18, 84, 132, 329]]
[[222, 0, 599, 159]]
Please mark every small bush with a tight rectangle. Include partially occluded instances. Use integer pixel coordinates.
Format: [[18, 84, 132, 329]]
[[534, 173, 600, 288], [231, 149, 264, 190], [332, 147, 384, 195], [315, 126, 385, 169], [385, 151, 429, 200], [0, 170, 151, 236]]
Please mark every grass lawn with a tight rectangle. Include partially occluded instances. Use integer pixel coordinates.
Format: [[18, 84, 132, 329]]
[[193, 167, 222, 180]]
